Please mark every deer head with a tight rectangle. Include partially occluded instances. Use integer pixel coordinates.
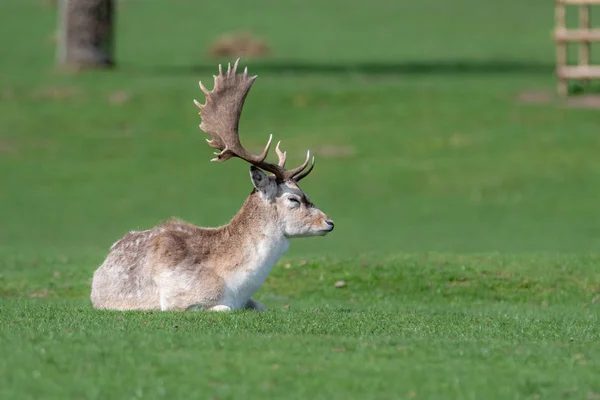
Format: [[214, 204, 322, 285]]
[[193, 59, 334, 238]]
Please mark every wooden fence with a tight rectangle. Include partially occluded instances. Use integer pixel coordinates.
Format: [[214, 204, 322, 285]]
[[554, 0, 600, 94]]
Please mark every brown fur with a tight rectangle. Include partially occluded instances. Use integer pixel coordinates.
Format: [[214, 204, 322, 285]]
[[91, 181, 333, 311], [91, 60, 334, 312]]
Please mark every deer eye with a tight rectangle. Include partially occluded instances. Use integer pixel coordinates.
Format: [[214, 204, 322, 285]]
[[287, 197, 301, 206]]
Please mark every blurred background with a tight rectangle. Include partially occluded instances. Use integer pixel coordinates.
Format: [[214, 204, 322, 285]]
[[1, 0, 600, 262]]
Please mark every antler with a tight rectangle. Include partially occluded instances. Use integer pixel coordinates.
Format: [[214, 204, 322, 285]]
[[193, 58, 315, 182]]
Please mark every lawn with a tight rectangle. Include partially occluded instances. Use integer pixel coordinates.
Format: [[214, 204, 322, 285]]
[[1, 0, 600, 399]]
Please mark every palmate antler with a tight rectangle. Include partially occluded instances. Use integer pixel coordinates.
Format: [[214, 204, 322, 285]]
[[193, 59, 314, 182]]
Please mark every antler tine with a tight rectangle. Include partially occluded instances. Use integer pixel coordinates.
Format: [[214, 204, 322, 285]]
[[275, 141, 287, 168], [258, 134, 274, 163], [198, 81, 209, 95], [293, 156, 315, 182], [230, 58, 240, 76], [283, 150, 311, 180]]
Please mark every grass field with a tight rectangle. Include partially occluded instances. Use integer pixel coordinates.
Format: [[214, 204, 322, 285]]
[[1, 0, 600, 398]]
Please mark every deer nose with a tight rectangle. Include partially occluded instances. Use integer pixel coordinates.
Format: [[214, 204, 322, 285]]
[[325, 219, 335, 230]]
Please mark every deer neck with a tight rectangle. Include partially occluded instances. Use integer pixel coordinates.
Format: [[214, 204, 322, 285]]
[[224, 192, 290, 269], [216, 193, 289, 307]]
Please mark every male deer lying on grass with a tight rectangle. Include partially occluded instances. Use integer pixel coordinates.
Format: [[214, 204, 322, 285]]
[[90, 59, 334, 312]]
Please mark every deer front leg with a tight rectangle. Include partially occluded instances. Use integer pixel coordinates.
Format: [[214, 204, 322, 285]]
[[207, 305, 232, 312], [244, 298, 266, 311]]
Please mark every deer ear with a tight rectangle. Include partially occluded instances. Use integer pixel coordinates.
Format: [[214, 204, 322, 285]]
[[249, 166, 276, 197]]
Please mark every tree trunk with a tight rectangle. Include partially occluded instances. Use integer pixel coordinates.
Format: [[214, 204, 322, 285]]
[[56, 0, 115, 69]]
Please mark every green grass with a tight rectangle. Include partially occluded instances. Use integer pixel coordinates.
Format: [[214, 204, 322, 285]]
[[2, 254, 600, 399], [2, 0, 600, 398]]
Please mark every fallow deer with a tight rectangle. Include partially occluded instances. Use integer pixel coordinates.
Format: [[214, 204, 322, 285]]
[[90, 59, 334, 312]]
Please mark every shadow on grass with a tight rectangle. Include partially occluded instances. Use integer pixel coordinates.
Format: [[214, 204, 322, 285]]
[[145, 59, 555, 77]]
